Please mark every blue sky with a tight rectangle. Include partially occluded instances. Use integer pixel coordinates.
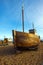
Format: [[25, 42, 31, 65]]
[[0, 0, 43, 39]]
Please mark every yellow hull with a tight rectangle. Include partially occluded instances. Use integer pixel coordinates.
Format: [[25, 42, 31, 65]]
[[12, 30, 40, 48]]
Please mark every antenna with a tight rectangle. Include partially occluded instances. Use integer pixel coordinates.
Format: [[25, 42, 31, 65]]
[[32, 22, 34, 29], [22, 0, 24, 32], [32, 22, 35, 34]]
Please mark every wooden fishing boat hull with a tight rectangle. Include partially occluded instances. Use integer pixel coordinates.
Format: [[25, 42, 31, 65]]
[[12, 30, 40, 49]]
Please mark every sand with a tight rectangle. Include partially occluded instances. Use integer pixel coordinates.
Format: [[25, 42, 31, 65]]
[[0, 42, 43, 65]]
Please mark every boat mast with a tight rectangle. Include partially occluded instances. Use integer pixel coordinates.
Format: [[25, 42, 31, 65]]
[[22, 1, 24, 32]]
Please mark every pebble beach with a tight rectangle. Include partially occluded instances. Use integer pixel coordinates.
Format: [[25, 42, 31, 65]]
[[0, 42, 43, 65]]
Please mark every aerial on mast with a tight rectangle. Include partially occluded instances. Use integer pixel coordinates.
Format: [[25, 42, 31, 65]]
[[22, 0, 24, 32]]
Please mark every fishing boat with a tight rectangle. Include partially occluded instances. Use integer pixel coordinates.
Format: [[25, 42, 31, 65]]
[[12, 4, 40, 49]]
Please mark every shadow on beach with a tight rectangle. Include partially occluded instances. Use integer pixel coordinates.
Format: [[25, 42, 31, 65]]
[[0, 44, 38, 56], [0, 45, 16, 56]]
